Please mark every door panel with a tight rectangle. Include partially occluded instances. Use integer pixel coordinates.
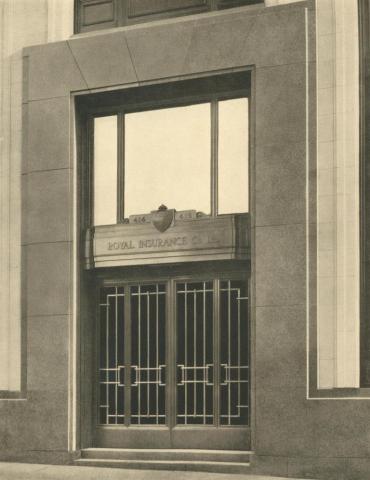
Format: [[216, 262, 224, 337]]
[[95, 276, 250, 450], [130, 284, 166, 425], [98, 286, 125, 425], [219, 280, 249, 426], [176, 281, 214, 425]]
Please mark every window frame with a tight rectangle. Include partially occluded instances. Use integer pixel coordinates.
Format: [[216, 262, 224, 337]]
[[81, 73, 251, 227], [359, 0, 370, 387], [74, 0, 263, 34]]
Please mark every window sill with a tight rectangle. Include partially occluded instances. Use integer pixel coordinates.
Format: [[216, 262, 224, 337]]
[[308, 387, 370, 399]]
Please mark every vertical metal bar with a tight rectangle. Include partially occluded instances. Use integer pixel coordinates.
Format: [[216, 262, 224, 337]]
[[96, 291, 100, 425], [156, 284, 159, 425], [184, 283, 188, 425], [193, 288, 196, 417], [211, 100, 219, 216], [214, 279, 220, 427], [138, 285, 141, 425], [117, 113, 125, 222], [106, 293, 109, 423], [237, 287, 241, 420], [115, 287, 118, 424], [147, 292, 150, 417], [203, 282, 206, 424], [168, 280, 175, 432], [228, 281, 231, 425], [124, 285, 130, 426], [247, 280, 250, 426]]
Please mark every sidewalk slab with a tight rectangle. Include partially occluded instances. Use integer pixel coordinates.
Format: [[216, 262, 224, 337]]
[[0, 462, 314, 480]]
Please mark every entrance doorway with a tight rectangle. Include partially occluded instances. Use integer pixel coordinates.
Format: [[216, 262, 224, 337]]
[[94, 273, 250, 449], [78, 73, 252, 453]]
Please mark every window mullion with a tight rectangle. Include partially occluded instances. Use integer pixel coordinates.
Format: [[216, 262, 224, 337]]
[[211, 100, 219, 216], [87, 115, 94, 228], [117, 113, 125, 222]]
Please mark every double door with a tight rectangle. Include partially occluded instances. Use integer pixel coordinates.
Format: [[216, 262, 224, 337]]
[[94, 274, 250, 449]]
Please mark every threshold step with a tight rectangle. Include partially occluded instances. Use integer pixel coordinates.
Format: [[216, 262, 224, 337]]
[[75, 458, 251, 474], [80, 448, 251, 463]]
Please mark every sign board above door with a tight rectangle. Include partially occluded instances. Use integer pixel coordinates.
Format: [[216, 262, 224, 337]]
[[84, 213, 249, 269]]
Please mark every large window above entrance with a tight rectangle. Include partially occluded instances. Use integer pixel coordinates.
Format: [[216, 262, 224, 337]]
[[80, 72, 251, 269], [91, 75, 249, 226], [75, 0, 264, 34]]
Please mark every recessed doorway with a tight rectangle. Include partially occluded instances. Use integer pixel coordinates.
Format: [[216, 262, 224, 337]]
[[94, 272, 250, 450]]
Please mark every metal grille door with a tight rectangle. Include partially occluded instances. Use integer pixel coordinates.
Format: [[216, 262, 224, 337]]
[[97, 277, 249, 432], [98, 286, 125, 425], [220, 280, 249, 425], [176, 281, 214, 425], [130, 284, 166, 425]]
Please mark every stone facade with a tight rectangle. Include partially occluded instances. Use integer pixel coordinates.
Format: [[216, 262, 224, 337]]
[[0, 1, 368, 479]]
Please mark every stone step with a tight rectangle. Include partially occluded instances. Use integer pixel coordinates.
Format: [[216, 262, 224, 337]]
[[75, 457, 251, 474], [80, 448, 251, 463]]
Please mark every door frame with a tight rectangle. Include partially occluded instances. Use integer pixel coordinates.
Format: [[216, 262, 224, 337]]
[[91, 262, 251, 449]]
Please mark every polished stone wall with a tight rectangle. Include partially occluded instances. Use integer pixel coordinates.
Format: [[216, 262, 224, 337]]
[[0, 0, 73, 463], [0, 0, 74, 395]]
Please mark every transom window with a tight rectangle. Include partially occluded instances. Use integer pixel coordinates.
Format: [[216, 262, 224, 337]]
[[91, 73, 250, 226]]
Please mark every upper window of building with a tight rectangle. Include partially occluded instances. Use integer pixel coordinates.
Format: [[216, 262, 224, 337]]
[[74, 0, 263, 34], [79, 72, 250, 227], [93, 98, 248, 225]]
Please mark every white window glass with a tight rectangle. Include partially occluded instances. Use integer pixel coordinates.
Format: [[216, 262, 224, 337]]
[[93, 115, 117, 225], [218, 98, 249, 214], [124, 103, 211, 217]]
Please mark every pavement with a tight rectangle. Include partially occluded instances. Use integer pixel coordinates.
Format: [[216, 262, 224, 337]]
[[0, 463, 312, 480]]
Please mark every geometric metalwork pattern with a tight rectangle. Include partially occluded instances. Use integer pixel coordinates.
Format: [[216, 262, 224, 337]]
[[176, 282, 214, 425], [98, 286, 125, 425], [98, 278, 249, 428], [220, 280, 249, 425], [130, 284, 166, 425]]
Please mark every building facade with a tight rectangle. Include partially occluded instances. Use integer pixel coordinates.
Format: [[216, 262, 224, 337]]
[[0, 0, 368, 478]]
